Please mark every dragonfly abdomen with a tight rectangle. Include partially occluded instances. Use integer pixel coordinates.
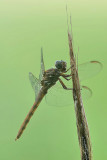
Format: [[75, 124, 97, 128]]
[[15, 88, 47, 141]]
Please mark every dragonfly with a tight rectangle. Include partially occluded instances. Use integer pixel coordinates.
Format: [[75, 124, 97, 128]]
[[15, 48, 102, 140]]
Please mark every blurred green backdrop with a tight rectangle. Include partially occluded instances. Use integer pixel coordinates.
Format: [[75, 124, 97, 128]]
[[0, 0, 106, 159]]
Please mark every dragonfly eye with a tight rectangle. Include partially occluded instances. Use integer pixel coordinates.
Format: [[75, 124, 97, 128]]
[[55, 60, 67, 71]]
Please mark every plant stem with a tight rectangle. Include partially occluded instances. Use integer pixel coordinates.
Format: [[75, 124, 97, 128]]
[[68, 31, 92, 160]]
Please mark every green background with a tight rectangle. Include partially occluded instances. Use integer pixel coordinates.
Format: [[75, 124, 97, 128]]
[[0, 0, 106, 159]]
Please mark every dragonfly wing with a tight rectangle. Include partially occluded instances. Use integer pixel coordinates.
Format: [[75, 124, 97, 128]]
[[78, 61, 103, 81], [39, 48, 45, 81], [45, 81, 92, 107], [29, 48, 45, 100], [81, 85, 92, 101], [45, 81, 73, 107], [29, 72, 41, 100]]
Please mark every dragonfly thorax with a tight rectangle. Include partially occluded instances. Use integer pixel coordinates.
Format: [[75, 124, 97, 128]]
[[55, 60, 67, 72]]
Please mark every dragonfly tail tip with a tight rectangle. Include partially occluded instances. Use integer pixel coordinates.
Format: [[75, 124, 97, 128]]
[[15, 137, 18, 141]]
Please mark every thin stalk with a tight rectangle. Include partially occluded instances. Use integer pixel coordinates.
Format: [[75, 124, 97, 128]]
[[68, 31, 92, 159]]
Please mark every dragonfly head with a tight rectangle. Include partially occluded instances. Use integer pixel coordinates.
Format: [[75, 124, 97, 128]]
[[55, 60, 67, 72]]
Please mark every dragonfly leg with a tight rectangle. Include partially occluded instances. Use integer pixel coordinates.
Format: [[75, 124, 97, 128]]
[[64, 64, 75, 73], [61, 73, 72, 77], [61, 73, 72, 80], [63, 76, 72, 81], [61, 74, 72, 81], [64, 67, 71, 73], [58, 78, 73, 90]]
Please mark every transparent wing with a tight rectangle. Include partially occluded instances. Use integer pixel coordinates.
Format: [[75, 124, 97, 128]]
[[51, 61, 102, 91], [45, 80, 92, 107], [39, 48, 45, 81], [46, 61, 102, 107], [29, 72, 39, 91], [78, 61, 103, 81], [29, 48, 45, 100], [29, 72, 41, 100]]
